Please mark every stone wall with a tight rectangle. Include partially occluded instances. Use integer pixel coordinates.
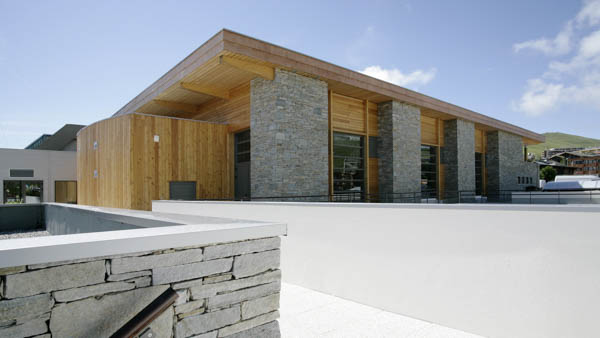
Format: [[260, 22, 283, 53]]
[[0, 237, 282, 338], [487, 130, 538, 192], [250, 69, 329, 198], [378, 101, 421, 200], [442, 119, 476, 197]]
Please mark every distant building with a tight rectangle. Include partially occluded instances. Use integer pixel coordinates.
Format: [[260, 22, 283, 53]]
[[543, 147, 584, 159], [1, 124, 83, 204], [535, 159, 577, 176], [549, 149, 600, 176]]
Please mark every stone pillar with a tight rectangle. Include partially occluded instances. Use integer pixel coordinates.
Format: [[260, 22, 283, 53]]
[[486, 130, 536, 194], [378, 101, 421, 201], [442, 119, 475, 200], [250, 69, 329, 199]]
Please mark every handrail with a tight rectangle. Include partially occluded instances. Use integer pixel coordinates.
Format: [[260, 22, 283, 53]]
[[110, 288, 178, 338]]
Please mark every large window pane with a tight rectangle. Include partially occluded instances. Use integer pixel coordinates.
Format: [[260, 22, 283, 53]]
[[3, 180, 43, 204], [421, 145, 438, 195], [333, 132, 364, 197]]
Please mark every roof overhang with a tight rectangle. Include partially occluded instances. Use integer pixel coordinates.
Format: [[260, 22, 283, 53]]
[[113, 29, 545, 144]]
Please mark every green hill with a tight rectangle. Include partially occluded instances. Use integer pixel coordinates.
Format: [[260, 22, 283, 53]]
[[528, 132, 600, 159]]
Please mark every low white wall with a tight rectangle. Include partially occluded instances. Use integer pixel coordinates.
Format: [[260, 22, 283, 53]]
[[512, 191, 600, 204], [153, 201, 600, 338], [0, 148, 76, 203]]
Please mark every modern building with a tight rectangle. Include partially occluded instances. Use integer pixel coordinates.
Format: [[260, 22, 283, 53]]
[[549, 148, 600, 176], [543, 147, 584, 159], [77, 29, 543, 210], [1, 124, 82, 204]]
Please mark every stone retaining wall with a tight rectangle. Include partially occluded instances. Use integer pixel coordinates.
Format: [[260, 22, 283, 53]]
[[0, 237, 282, 338]]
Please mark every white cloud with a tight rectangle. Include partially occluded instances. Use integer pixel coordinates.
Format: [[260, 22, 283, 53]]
[[360, 65, 437, 89], [513, 0, 600, 116], [513, 22, 573, 55], [576, 0, 600, 26]]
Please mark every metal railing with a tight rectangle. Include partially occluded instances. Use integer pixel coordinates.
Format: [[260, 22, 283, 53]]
[[110, 288, 178, 338], [194, 189, 600, 205]]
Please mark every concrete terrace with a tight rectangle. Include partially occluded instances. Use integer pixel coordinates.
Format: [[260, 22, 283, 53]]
[[280, 283, 482, 338]]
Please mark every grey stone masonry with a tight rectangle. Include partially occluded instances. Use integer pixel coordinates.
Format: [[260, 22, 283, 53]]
[[250, 68, 329, 198], [487, 130, 538, 193], [442, 119, 476, 198], [378, 101, 421, 200], [0, 236, 283, 337]]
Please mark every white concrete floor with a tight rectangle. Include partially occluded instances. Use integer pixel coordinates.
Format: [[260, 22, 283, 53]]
[[279, 283, 483, 338]]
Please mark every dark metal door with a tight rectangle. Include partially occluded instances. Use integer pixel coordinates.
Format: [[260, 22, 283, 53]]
[[234, 130, 251, 200]]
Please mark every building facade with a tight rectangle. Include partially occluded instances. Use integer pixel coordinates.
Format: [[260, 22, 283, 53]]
[[1, 124, 82, 204], [550, 149, 600, 175], [77, 30, 544, 210]]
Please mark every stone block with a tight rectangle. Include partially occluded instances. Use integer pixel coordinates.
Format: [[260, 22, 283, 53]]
[[0, 293, 53, 322], [208, 282, 280, 310], [175, 306, 240, 338], [111, 249, 204, 274], [217, 311, 279, 337], [152, 258, 232, 285], [189, 332, 217, 338], [175, 299, 205, 315], [0, 318, 47, 338], [190, 270, 281, 300], [242, 293, 280, 320], [175, 289, 189, 306], [233, 250, 280, 278], [27, 250, 153, 270], [4, 260, 105, 298], [223, 321, 280, 338], [130, 276, 152, 288], [0, 266, 25, 276], [15, 312, 50, 325], [204, 273, 233, 285], [49, 285, 168, 337], [178, 307, 205, 320], [204, 238, 280, 260], [107, 270, 151, 282], [53, 281, 135, 302]]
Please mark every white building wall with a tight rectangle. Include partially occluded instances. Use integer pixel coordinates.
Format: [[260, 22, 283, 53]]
[[152, 201, 600, 338], [0, 148, 77, 203]]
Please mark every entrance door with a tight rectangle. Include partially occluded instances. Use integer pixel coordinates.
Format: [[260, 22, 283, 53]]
[[234, 130, 251, 200]]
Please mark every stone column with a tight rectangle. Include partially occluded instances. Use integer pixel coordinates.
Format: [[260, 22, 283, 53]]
[[486, 130, 534, 194], [378, 101, 421, 201], [442, 119, 475, 200], [250, 69, 329, 199]]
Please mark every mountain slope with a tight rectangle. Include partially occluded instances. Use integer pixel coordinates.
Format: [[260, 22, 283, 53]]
[[528, 132, 600, 159]]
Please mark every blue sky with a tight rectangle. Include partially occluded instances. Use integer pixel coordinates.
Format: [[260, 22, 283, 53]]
[[1, 0, 598, 148]]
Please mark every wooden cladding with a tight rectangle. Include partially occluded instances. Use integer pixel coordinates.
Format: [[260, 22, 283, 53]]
[[77, 114, 230, 210], [421, 115, 444, 146], [331, 93, 378, 136], [191, 83, 250, 133], [475, 128, 487, 154]]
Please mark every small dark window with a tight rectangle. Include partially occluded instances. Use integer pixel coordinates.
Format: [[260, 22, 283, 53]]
[[369, 136, 379, 158], [10, 169, 34, 177], [169, 181, 196, 200]]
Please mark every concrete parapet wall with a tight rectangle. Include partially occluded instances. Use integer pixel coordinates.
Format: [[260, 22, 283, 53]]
[[0, 236, 282, 338], [154, 200, 600, 338]]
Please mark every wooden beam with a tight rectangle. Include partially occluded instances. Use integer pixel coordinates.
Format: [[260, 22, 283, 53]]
[[219, 55, 275, 80], [153, 100, 201, 115], [180, 82, 230, 99]]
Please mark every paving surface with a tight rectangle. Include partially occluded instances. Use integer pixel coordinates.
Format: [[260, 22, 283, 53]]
[[0, 230, 50, 240], [280, 283, 483, 338]]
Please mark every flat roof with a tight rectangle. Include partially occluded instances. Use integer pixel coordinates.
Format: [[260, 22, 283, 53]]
[[113, 29, 544, 143]]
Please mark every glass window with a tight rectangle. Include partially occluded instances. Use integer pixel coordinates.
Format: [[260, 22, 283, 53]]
[[421, 145, 438, 196], [333, 132, 364, 197], [475, 152, 483, 195], [3, 180, 43, 204]]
